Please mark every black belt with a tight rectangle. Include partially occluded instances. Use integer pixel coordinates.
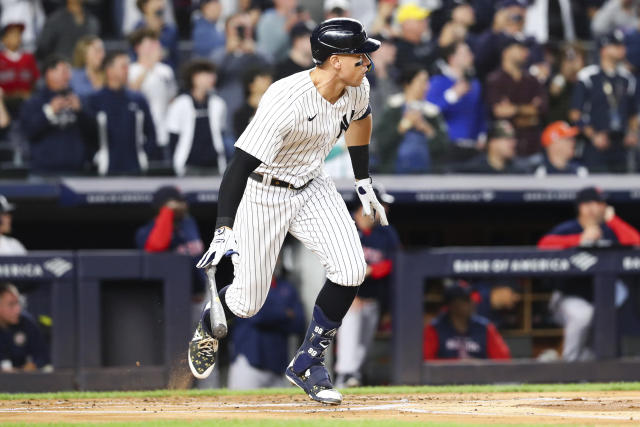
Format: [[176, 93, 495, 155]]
[[249, 172, 312, 190]]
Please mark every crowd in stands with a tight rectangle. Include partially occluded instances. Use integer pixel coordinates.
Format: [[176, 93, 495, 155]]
[[0, 0, 638, 175]]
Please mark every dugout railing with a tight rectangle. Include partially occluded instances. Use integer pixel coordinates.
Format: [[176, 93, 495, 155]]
[[392, 247, 640, 385], [0, 251, 192, 392]]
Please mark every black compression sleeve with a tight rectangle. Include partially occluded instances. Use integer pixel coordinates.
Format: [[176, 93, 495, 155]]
[[347, 145, 370, 180], [215, 148, 262, 228]]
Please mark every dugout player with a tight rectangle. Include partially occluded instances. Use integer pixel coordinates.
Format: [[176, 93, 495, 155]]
[[188, 18, 388, 405], [423, 281, 511, 360]]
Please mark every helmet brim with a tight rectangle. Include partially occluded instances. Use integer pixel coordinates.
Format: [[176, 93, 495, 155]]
[[352, 38, 381, 54]]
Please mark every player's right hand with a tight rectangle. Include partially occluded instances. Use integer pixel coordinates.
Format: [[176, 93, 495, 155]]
[[196, 227, 239, 269]]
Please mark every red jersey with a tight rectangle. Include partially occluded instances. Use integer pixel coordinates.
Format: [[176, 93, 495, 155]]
[[0, 50, 39, 95]]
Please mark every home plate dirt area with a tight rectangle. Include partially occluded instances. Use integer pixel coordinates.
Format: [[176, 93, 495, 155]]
[[1, 390, 640, 425]]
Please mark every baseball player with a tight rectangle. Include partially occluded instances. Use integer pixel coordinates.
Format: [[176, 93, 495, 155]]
[[188, 18, 387, 405]]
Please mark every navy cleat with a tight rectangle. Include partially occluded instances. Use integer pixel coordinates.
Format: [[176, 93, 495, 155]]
[[285, 305, 342, 404], [188, 302, 219, 379]]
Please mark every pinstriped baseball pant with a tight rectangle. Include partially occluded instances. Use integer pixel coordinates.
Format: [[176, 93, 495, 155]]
[[225, 173, 367, 318]]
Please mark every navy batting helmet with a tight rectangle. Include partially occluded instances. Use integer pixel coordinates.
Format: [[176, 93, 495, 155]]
[[310, 18, 380, 68]]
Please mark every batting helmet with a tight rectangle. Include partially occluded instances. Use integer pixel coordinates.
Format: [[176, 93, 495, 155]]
[[310, 18, 380, 68]]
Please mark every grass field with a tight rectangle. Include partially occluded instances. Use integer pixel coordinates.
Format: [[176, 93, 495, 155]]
[[1, 382, 639, 426]]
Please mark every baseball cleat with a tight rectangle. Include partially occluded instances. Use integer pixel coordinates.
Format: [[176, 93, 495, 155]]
[[285, 360, 342, 405], [188, 304, 219, 379]]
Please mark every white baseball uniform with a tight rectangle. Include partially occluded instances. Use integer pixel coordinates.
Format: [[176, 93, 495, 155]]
[[224, 70, 370, 318]]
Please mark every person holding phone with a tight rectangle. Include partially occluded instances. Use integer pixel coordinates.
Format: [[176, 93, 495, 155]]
[[19, 55, 96, 175]]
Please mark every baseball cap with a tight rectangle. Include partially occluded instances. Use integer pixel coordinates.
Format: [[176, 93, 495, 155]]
[[0, 22, 25, 37], [501, 33, 528, 50], [396, 3, 430, 24], [541, 121, 578, 147], [575, 186, 606, 205], [488, 120, 516, 140], [152, 186, 185, 210], [0, 195, 15, 214], [597, 30, 625, 48], [290, 21, 314, 40], [444, 281, 472, 303]]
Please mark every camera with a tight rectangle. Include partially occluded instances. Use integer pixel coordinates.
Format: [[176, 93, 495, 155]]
[[236, 25, 246, 39]]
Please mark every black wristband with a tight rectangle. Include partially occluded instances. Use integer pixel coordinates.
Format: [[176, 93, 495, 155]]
[[347, 145, 370, 180], [215, 217, 234, 229]]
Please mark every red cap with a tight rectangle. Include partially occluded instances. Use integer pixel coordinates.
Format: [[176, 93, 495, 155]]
[[541, 121, 578, 147]]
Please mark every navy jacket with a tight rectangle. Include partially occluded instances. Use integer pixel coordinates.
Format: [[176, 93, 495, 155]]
[[358, 223, 400, 303], [0, 312, 50, 369], [231, 278, 306, 374], [87, 87, 156, 175], [20, 87, 96, 173]]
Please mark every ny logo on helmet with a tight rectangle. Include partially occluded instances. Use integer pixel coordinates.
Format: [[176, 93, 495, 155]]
[[336, 109, 355, 139]]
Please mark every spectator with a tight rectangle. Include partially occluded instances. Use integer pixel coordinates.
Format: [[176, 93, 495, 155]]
[[227, 259, 306, 390], [374, 66, 449, 174], [456, 120, 529, 173], [426, 41, 487, 164], [473, 0, 542, 80], [134, 0, 179, 70], [274, 21, 314, 81], [393, 3, 438, 73], [547, 44, 585, 123], [471, 280, 522, 327], [70, 35, 105, 99], [0, 195, 25, 255], [191, 0, 226, 59], [570, 31, 638, 173], [20, 55, 96, 175], [35, 0, 100, 62], [0, 22, 39, 116], [538, 186, 640, 361], [436, 1, 476, 50], [485, 36, 547, 156], [0, 0, 45, 53], [119, 0, 176, 36], [87, 50, 157, 176], [167, 59, 228, 176], [0, 283, 50, 372], [233, 66, 273, 140], [256, 0, 303, 63], [128, 28, 177, 148], [591, 0, 639, 38], [213, 13, 269, 133], [531, 121, 588, 177], [334, 185, 399, 388], [135, 186, 206, 297], [423, 281, 511, 360], [430, 0, 476, 37]]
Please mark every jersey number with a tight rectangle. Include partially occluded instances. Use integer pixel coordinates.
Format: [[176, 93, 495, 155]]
[[336, 109, 355, 139]]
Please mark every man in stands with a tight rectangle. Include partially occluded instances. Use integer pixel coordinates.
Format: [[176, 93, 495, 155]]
[[456, 120, 528, 174], [87, 50, 157, 176], [530, 121, 588, 177], [424, 281, 511, 360], [20, 55, 96, 175], [538, 186, 640, 361]]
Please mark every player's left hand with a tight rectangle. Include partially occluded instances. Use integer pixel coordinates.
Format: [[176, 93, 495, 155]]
[[355, 178, 388, 226]]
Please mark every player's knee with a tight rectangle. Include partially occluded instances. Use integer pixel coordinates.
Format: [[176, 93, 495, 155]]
[[230, 304, 262, 318], [332, 257, 367, 286]]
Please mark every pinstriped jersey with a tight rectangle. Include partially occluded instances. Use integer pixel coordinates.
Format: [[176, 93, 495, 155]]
[[235, 69, 370, 188]]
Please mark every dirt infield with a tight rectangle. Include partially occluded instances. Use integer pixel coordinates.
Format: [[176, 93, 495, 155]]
[[1, 390, 639, 425]]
